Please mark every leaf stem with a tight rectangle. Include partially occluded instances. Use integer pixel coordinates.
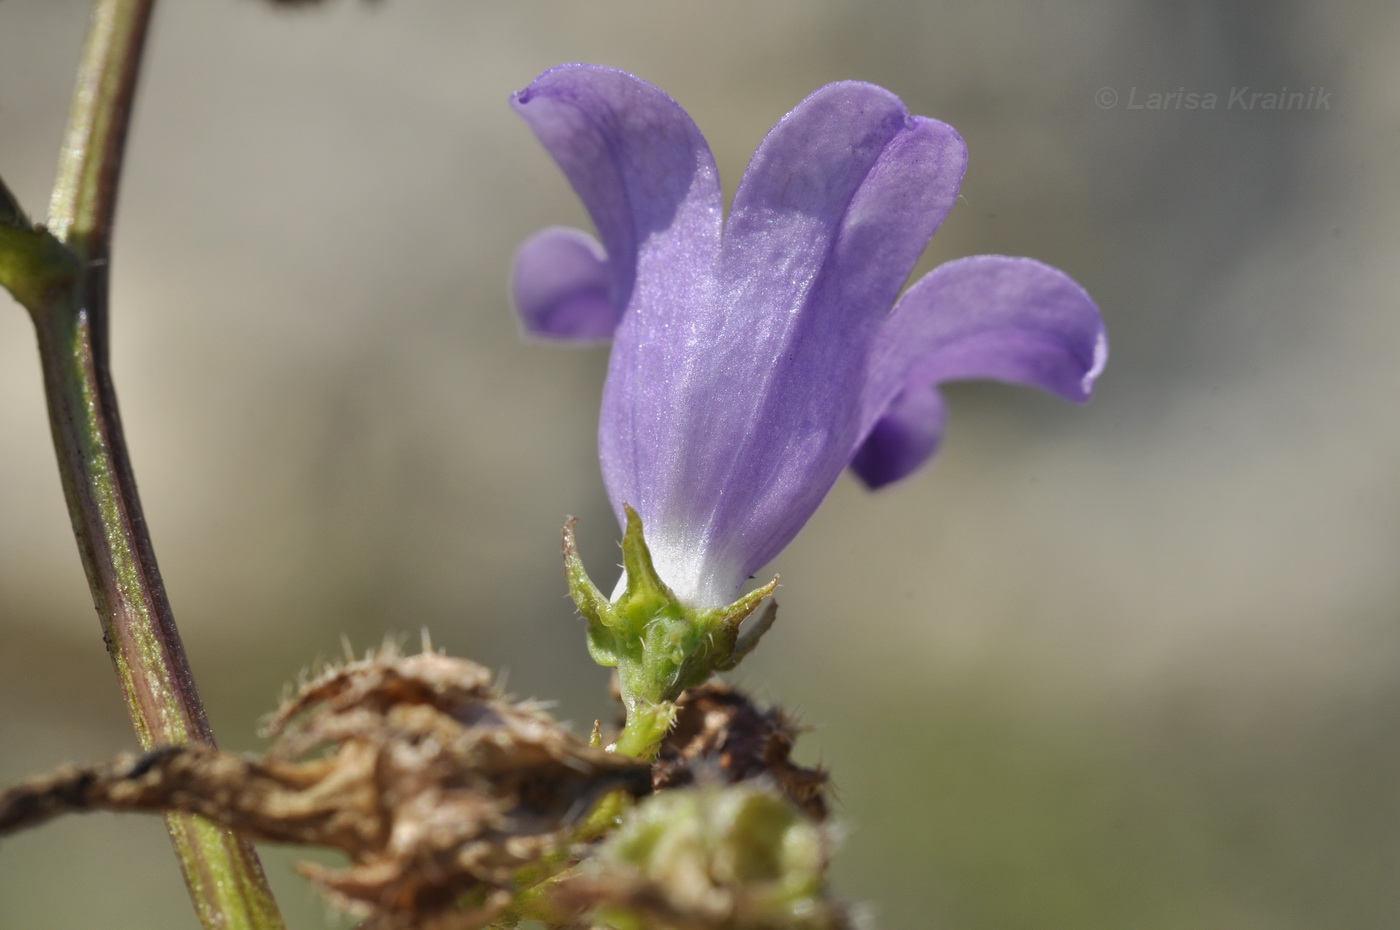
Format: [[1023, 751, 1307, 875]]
[[30, 1, 287, 927]]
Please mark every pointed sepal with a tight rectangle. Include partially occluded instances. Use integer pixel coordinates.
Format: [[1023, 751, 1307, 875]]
[[613, 504, 682, 632], [563, 517, 621, 667], [722, 599, 778, 671]]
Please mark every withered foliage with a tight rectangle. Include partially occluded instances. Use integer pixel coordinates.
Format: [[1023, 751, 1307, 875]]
[[1, 647, 847, 929], [0, 646, 651, 930], [653, 681, 830, 821]]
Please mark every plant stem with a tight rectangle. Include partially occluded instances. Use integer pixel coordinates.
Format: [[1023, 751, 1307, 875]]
[[613, 700, 675, 760], [47, 0, 148, 257], [33, 1, 287, 927]]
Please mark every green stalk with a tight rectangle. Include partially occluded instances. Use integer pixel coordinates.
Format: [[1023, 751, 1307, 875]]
[[28, 1, 287, 927]]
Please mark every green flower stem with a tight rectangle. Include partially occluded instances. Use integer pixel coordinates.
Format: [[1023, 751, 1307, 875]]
[[17, 1, 288, 927], [613, 700, 678, 759]]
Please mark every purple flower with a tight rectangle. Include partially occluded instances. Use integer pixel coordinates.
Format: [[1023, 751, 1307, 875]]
[[513, 65, 1106, 609]]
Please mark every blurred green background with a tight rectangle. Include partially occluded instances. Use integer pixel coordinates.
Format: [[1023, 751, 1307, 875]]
[[3, 1, 1398, 927]]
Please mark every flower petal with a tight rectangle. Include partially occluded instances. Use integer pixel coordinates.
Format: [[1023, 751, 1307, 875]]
[[707, 86, 969, 586], [849, 387, 948, 490], [511, 63, 723, 331], [861, 254, 1108, 448], [722, 82, 967, 342], [513, 67, 726, 592], [603, 82, 969, 604], [511, 227, 619, 341]]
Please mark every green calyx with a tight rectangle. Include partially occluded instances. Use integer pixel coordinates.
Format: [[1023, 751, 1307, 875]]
[[563, 506, 777, 759]]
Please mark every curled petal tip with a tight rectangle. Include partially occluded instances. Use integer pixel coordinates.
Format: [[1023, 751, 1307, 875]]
[[511, 227, 618, 342], [1082, 329, 1110, 397]]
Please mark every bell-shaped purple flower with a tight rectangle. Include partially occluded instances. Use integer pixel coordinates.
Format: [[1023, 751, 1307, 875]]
[[512, 65, 1106, 609]]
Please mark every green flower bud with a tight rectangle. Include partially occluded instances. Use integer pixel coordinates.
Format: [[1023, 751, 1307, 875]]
[[558, 783, 856, 930]]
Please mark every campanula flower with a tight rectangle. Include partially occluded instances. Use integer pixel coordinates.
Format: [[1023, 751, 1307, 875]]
[[512, 63, 1106, 609]]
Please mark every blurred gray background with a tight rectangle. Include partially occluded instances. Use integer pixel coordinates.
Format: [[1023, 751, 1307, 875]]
[[2, 1, 1398, 927]]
